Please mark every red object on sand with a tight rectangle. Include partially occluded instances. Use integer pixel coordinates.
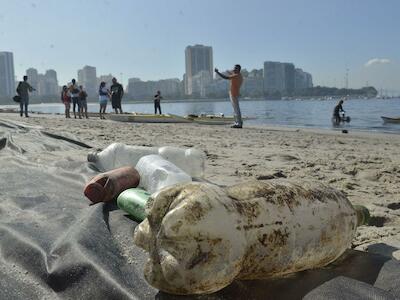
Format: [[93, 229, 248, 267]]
[[84, 166, 140, 204]]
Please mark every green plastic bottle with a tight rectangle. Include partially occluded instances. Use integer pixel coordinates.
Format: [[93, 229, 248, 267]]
[[117, 188, 151, 222]]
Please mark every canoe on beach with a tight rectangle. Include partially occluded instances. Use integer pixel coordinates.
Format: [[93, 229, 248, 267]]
[[106, 113, 192, 123], [106, 112, 254, 125], [381, 116, 400, 124], [185, 114, 256, 125]]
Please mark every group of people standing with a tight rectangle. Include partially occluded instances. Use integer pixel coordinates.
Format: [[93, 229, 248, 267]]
[[61, 79, 88, 119], [59, 77, 124, 119], [98, 78, 124, 119]]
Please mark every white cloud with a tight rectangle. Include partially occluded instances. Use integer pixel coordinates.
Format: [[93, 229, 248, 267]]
[[365, 58, 391, 67]]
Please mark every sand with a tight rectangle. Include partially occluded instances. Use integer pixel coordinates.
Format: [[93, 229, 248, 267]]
[[2, 111, 400, 258]]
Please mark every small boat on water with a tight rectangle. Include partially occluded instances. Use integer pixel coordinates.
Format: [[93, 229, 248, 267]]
[[381, 116, 400, 124], [106, 113, 191, 123]]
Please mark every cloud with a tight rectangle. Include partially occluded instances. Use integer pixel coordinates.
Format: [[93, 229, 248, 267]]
[[365, 58, 391, 67]]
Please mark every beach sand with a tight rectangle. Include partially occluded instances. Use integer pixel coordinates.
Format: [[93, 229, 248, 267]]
[[2, 112, 400, 257]]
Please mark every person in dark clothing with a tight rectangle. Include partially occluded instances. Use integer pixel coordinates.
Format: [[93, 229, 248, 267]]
[[69, 79, 81, 119], [16, 76, 35, 117], [154, 90, 162, 114], [333, 99, 345, 124], [110, 77, 124, 114]]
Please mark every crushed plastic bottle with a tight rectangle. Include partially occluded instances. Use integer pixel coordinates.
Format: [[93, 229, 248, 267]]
[[87, 143, 205, 178], [133, 179, 369, 295], [135, 155, 192, 194]]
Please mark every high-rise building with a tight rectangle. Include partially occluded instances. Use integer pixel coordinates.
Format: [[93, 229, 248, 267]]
[[263, 61, 285, 94], [98, 74, 114, 88], [79, 66, 97, 97], [295, 68, 313, 90], [0, 52, 16, 97], [185, 45, 213, 95], [283, 63, 295, 95], [263, 61, 296, 95], [44, 69, 58, 95], [26, 68, 39, 96]]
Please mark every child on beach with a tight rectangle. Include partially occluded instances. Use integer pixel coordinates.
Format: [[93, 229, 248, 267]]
[[98, 82, 109, 120], [61, 85, 71, 118]]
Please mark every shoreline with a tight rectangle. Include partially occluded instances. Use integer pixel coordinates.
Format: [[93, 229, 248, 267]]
[[0, 112, 400, 254], [1, 109, 399, 137]]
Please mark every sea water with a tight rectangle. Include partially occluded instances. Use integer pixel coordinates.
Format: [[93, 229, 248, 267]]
[[2, 98, 400, 133]]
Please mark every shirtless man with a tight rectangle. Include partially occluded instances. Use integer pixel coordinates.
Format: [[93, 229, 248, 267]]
[[215, 64, 243, 128]]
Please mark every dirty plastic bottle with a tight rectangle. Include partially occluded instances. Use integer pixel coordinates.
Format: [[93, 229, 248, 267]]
[[84, 166, 140, 204], [135, 155, 192, 194], [87, 143, 206, 178], [158, 146, 205, 179], [88, 143, 158, 171], [133, 180, 370, 295], [117, 188, 150, 221]]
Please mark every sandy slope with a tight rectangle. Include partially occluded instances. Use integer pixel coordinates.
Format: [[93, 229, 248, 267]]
[[2, 112, 400, 257]]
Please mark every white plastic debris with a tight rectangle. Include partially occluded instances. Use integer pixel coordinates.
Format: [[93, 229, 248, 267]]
[[134, 180, 359, 295], [88, 143, 205, 178], [135, 155, 192, 194]]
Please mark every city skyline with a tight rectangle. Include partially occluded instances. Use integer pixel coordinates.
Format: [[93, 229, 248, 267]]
[[1, 0, 399, 94]]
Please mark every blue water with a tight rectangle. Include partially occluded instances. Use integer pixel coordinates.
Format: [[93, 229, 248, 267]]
[[2, 98, 400, 133]]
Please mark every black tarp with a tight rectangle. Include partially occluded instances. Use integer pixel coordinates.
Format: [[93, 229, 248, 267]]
[[1, 117, 399, 300]]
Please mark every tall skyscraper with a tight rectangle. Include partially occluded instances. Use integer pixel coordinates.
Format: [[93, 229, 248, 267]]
[[263, 61, 285, 94], [185, 45, 213, 95], [79, 66, 97, 97], [263, 61, 296, 95], [26, 68, 39, 96], [0, 52, 16, 97], [283, 63, 295, 95], [44, 69, 58, 95]]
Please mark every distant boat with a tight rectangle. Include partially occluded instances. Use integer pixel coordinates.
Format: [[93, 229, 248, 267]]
[[381, 116, 400, 124]]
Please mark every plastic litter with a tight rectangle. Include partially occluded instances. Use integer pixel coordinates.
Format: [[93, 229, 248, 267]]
[[135, 155, 192, 194], [133, 179, 369, 295], [117, 188, 150, 221], [83, 166, 140, 204], [87, 143, 205, 178]]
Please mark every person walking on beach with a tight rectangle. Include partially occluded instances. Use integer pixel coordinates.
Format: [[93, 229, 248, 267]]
[[69, 79, 81, 119], [16, 76, 35, 117], [110, 77, 124, 114], [61, 85, 71, 118], [154, 90, 163, 114], [215, 64, 243, 128], [98, 81, 109, 119], [333, 99, 345, 124], [79, 85, 89, 119]]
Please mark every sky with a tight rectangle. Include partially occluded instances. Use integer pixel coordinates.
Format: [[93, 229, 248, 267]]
[[1, 0, 399, 93]]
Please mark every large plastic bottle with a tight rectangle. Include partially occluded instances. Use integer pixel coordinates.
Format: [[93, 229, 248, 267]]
[[87, 143, 206, 178], [117, 188, 150, 221], [133, 179, 370, 295], [135, 155, 192, 194], [87, 143, 158, 172], [84, 166, 140, 204], [158, 146, 205, 178]]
